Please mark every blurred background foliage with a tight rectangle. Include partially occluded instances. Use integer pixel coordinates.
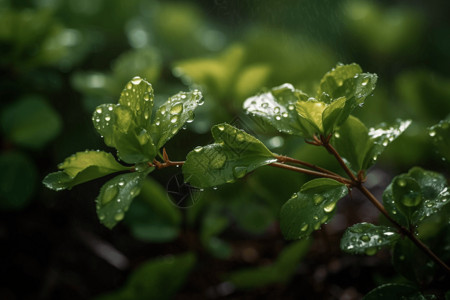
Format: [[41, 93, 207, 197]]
[[1, 0, 449, 299]]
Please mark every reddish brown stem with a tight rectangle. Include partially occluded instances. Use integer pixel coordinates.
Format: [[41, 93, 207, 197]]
[[321, 137, 358, 182], [269, 162, 352, 185], [275, 155, 341, 177]]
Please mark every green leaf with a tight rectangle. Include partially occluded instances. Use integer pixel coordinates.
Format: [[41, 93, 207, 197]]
[[407, 167, 449, 224], [95, 253, 196, 300], [332, 116, 371, 172], [43, 151, 129, 191], [227, 239, 310, 289], [124, 178, 181, 243], [333, 117, 411, 172], [322, 96, 347, 134], [1, 96, 62, 149], [429, 119, 450, 161], [392, 175, 423, 221], [363, 119, 412, 169], [340, 223, 400, 256], [363, 283, 424, 300], [295, 99, 326, 134], [150, 89, 203, 149], [96, 171, 151, 229], [383, 167, 449, 227], [317, 63, 377, 107], [0, 152, 37, 210], [280, 178, 348, 240], [92, 77, 157, 164], [243, 83, 311, 136], [183, 123, 277, 188]]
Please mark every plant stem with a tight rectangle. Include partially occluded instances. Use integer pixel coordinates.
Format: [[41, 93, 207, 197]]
[[358, 184, 450, 274], [269, 162, 352, 185], [275, 155, 341, 177], [321, 139, 358, 182]]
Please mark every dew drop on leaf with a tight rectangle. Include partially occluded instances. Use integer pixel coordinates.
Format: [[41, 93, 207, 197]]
[[102, 185, 118, 205], [233, 166, 247, 179], [170, 116, 178, 123], [131, 76, 142, 85], [313, 194, 324, 205], [301, 224, 309, 232], [217, 125, 225, 131], [323, 202, 336, 213], [194, 146, 203, 153], [170, 103, 183, 115], [360, 234, 370, 242], [429, 130, 436, 137], [114, 212, 125, 221], [96, 107, 102, 114]]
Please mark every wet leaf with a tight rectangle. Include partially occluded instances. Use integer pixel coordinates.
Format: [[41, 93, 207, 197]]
[[43, 151, 129, 191], [96, 171, 151, 229], [428, 119, 450, 162], [150, 89, 203, 149], [92, 78, 156, 164], [183, 123, 277, 188], [340, 223, 400, 256], [383, 167, 450, 227], [243, 83, 311, 136], [280, 178, 348, 240]]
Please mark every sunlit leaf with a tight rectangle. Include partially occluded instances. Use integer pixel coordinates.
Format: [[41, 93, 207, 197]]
[[183, 123, 276, 188], [150, 89, 203, 149], [280, 178, 348, 240], [243, 83, 311, 136], [1, 96, 62, 149], [43, 151, 129, 191], [92, 78, 156, 164], [96, 171, 151, 229], [340, 223, 400, 256]]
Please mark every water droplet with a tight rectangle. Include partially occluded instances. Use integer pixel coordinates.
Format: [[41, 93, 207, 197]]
[[114, 212, 125, 221], [397, 179, 406, 187], [360, 235, 370, 242], [131, 76, 142, 85], [170, 116, 178, 123], [275, 115, 281, 120], [99, 214, 105, 221], [301, 224, 309, 232], [382, 139, 389, 146], [144, 111, 149, 120], [314, 222, 321, 230], [170, 103, 183, 115], [105, 116, 111, 121], [425, 201, 433, 208], [197, 98, 204, 106], [401, 192, 422, 207], [95, 118, 100, 122], [236, 133, 245, 142], [194, 146, 203, 152], [233, 166, 247, 179], [102, 185, 118, 205], [361, 78, 369, 86], [282, 112, 288, 118], [96, 107, 102, 114], [144, 94, 150, 101], [429, 130, 436, 137], [313, 194, 324, 205], [126, 82, 132, 89], [313, 215, 319, 220], [334, 132, 340, 138], [320, 216, 328, 223], [108, 106, 113, 111], [186, 114, 195, 123], [118, 181, 125, 186], [365, 247, 377, 256], [274, 107, 280, 114], [181, 94, 186, 99], [399, 255, 405, 261], [155, 120, 160, 126], [217, 125, 225, 131], [323, 202, 336, 213], [261, 103, 268, 108], [288, 104, 295, 111], [130, 186, 140, 196]]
